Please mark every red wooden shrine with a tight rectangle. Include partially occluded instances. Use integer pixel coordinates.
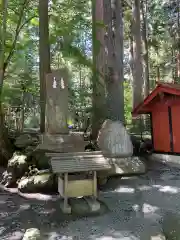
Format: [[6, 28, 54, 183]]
[[132, 83, 180, 154]]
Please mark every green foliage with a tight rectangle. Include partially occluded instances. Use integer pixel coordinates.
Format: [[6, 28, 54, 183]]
[[124, 81, 132, 124], [147, 0, 180, 83], [1, 0, 179, 131]]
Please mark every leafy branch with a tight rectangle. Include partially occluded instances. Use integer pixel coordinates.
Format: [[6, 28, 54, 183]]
[[4, 0, 37, 72]]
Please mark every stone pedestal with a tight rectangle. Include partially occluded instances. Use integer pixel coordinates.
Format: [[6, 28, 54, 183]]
[[98, 156, 146, 181], [38, 133, 85, 152]]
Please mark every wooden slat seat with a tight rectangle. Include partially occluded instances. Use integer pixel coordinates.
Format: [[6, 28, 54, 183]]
[[46, 151, 102, 157], [50, 154, 111, 173]]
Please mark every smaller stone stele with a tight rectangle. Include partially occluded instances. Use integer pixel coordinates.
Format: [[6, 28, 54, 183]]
[[22, 228, 41, 240], [97, 119, 133, 157]]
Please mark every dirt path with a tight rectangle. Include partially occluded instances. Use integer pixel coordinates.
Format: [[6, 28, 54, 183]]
[[1, 161, 180, 239]]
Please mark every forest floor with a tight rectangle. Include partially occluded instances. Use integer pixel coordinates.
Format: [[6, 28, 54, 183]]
[[0, 160, 180, 239]]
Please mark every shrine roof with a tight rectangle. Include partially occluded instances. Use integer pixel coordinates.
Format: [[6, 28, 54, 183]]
[[132, 82, 180, 116]]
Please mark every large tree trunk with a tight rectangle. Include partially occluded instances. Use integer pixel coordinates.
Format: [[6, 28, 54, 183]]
[[129, 22, 135, 82], [39, 0, 51, 133], [91, 0, 106, 139], [0, 71, 13, 165], [0, 102, 13, 165], [156, 66, 160, 83], [0, 0, 13, 165], [141, 0, 149, 97], [132, 0, 144, 109], [20, 91, 25, 132], [104, 0, 124, 122], [0, 0, 7, 95]]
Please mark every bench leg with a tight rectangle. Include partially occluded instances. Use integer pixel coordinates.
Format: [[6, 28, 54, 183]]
[[83, 171, 100, 212], [62, 173, 71, 214], [93, 171, 97, 198]]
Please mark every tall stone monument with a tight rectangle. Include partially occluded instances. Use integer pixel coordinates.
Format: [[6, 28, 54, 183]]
[[45, 69, 68, 134], [38, 68, 85, 152]]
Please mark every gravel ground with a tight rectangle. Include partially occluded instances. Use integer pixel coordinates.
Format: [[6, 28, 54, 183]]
[[1, 160, 180, 239]]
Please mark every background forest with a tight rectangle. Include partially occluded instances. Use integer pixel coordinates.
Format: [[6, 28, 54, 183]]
[[0, 0, 179, 157]]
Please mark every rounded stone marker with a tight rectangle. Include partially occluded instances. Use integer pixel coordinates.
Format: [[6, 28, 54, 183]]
[[97, 119, 133, 157], [22, 228, 41, 240]]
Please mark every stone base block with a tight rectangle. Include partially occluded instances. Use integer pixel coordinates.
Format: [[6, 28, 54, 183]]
[[84, 196, 101, 212], [68, 197, 108, 216], [98, 156, 146, 181], [37, 132, 85, 152], [59, 201, 72, 214], [151, 234, 166, 240]]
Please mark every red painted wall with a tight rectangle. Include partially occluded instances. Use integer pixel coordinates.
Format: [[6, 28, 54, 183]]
[[151, 96, 180, 153], [151, 101, 170, 152], [171, 101, 180, 152]]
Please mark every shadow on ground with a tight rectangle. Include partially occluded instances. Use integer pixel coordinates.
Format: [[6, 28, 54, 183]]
[[0, 160, 180, 239]]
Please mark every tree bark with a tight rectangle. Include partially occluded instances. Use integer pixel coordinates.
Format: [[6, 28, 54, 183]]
[[177, 0, 180, 79], [129, 22, 135, 84], [132, 0, 144, 109], [0, 0, 13, 165], [20, 91, 25, 132], [156, 66, 160, 83], [91, 0, 106, 139], [0, 104, 13, 165], [141, 0, 149, 97], [0, 0, 8, 95], [104, 0, 124, 122], [39, 0, 51, 133]]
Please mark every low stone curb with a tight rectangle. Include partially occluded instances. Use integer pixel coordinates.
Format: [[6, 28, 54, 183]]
[[148, 154, 180, 169]]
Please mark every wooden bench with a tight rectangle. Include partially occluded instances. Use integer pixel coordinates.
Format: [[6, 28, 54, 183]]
[[47, 151, 111, 213]]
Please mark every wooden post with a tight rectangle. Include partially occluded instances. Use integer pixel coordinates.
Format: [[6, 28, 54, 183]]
[[93, 171, 97, 198], [64, 173, 69, 211]]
